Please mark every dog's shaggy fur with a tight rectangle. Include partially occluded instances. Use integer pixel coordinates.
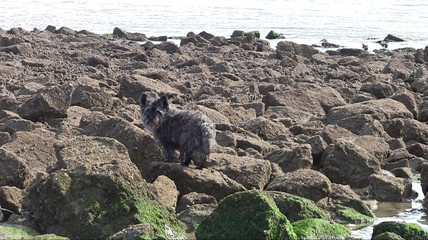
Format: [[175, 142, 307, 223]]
[[139, 94, 216, 169]]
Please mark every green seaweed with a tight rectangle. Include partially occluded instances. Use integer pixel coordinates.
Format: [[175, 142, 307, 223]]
[[291, 218, 350, 240], [337, 206, 375, 224], [196, 190, 296, 240], [372, 221, 428, 240], [0, 226, 68, 240]]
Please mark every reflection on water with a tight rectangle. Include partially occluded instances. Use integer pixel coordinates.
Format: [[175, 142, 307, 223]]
[[351, 179, 428, 239]]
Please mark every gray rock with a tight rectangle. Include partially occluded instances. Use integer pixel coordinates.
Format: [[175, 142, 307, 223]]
[[267, 144, 313, 173], [368, 174, 413, 201]]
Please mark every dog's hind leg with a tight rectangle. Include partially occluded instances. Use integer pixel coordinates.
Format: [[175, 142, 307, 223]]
[[180, 151, 193, 166]]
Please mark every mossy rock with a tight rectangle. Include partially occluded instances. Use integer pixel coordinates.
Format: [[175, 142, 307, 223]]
[[265, 191, 330, 222], [24, 170, 185, 239], [291, 218, 350, 239], [195, 190, 297, 240], [265, 30, 285, 39], [336, 206, 375, 224], [246, 31, 261, 38], [374, 231, 405, 240], [372, 221, 428, 240], [0, 225, 69, 239]]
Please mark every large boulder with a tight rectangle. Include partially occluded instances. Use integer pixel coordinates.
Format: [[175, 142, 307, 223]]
[[266, 169, 332, 202], [0, 148, 31, 189], [276, 41, 319, 59], [117, 75, 179, 102], [0, 186, 23, 214], [266, 144, 313, 173], [82, 117, 164, 179], [24, 136, 185, 239], [195, 190, 297, 240], [149, 162, 245, 201], [320, 138, 381, 188], [240, 117, 290, 141], [291, 218, 350, 240], [3, 128, 57, 176], [327, 183, 375, 218], [265, 191, 329, 222], [367, 174, 413, 202], [327, 99, 413, 125], [18, 84, 72, 122], [372, 221, 428, 240], [70, 84, 115, 111], [206, 153, 272, 190]]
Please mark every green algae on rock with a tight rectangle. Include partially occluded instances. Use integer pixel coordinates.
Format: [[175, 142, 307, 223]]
[[291, 218, 350, 239], [0, 225, 68, 239], [372, 221, 428, 240], [265, 191, 330, 222], [336, 206, 375, 224], [195, 190, 297, 240], [24, 170, 184, 239]]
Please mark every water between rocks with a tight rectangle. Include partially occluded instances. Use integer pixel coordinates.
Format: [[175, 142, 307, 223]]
[[350, 176, 428, 239]]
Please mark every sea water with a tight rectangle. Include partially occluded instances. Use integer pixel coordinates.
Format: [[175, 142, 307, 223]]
[[1, 0, 428, 50]]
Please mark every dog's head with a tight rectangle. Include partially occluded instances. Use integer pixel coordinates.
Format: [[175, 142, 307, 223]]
[[139, 94, 169, 133]]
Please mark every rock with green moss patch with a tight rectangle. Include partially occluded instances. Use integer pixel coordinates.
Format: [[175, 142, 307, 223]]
[[372, 221, 428, 240], [291, 218, 350, 239], [373, 231, 405, 240], [265, 191, 330, 222], [107, 223, 154, 240], [195, 190, 297, 240], [23, 136, 185, 239], [0, 225, 69, 239], [336, 206, 375, 224]]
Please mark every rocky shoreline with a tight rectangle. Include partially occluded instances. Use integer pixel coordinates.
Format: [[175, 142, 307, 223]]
[[1, 25, 428, 239]]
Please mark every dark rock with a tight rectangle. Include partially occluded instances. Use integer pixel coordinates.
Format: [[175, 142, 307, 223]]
[[360, 82, 394, 99], [276, 41, 319, 59], [107, 223, 154, 240], [71, 84, 115, 110], [339, 48, 365, 56], [384, 34, 405, 42], [87, 55, 110, 68], [265, 30, 285, 39], [1, 43, 33, 55], [112, 27, 147, 41], [176, 192, 217, 213]]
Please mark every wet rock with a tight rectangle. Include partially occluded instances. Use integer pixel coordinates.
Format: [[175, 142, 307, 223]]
[[266, 169, 332, 202], [367, 174, 413, 201], [327, 183, 375, 218], [149, 162, 246, 201], [18, 84, 72, 122], [320, 138, 381, 188], [196, 190, 296, 240]]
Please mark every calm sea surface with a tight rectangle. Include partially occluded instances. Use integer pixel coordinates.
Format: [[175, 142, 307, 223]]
[[1, 0, 428, 238], [1, 0, 428, 50]]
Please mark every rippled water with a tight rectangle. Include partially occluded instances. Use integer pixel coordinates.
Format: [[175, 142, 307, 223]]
[[1, 0, 428, 50]]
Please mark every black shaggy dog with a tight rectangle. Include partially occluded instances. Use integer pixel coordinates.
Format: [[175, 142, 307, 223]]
[[139, 93, 216, 169]]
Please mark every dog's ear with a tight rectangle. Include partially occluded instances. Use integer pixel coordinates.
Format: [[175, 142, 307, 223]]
[[159, 95, 169, 110], [139, 93, 148, 107]]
